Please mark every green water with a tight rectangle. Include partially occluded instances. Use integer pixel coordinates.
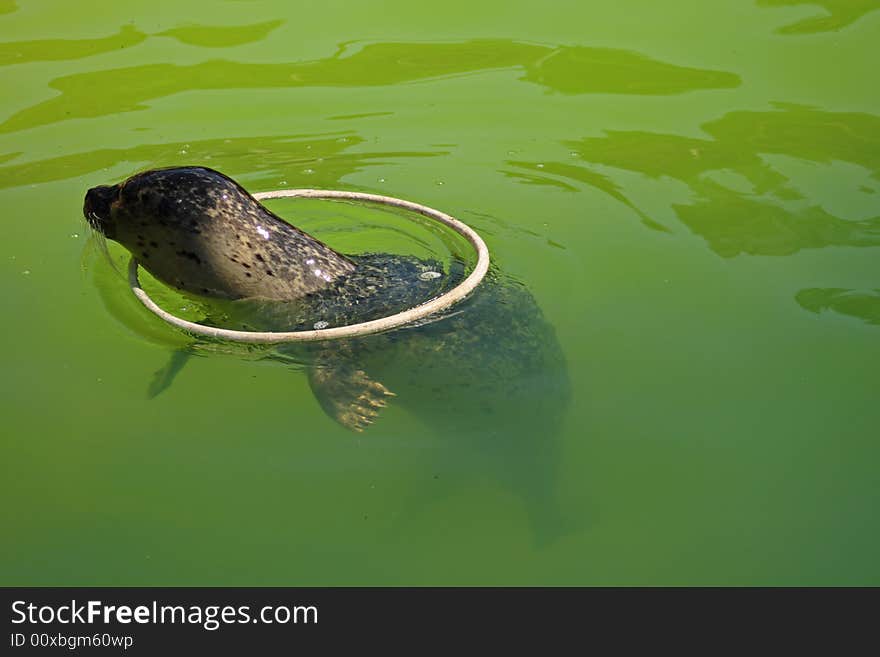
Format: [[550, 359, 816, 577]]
[[2, 0, 879, 585]]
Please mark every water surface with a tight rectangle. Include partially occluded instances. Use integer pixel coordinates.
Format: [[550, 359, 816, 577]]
[[1, 0, 878, 585]]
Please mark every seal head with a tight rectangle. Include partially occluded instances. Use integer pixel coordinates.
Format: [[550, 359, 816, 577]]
[[83, 184, 119, 240], [83, 166, 355, 300]]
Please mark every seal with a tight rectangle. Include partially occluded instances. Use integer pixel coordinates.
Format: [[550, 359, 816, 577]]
[[83, 166, 355, 300], [83, 165, 573, 542]]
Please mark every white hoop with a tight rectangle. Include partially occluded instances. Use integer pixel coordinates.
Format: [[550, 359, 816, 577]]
[[128, 189, 490, 343]]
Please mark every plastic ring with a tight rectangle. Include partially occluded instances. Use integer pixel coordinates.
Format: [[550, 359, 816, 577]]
[[128, 189, 490, 343]]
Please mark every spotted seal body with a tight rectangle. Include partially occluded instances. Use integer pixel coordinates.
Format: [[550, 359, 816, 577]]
[[84, 166, 572, 542], [84, 166, 355, 300]]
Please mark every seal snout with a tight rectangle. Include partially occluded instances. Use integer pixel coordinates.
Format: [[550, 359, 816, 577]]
[[83, 184, 119, 239]]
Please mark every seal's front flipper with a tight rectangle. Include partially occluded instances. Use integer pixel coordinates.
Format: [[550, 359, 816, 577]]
[[307, 364, 395, 432], [148, 348, 193, 398]]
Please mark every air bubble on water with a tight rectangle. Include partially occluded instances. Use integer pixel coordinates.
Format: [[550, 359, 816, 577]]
[[419, 271, 441, 281], [71, 233, 80, 238], [278, 180, 288, 186], [436, 180, 444, 186], [377, 177, 386, 183], [507, 150, 518, 156], [569, 151, 580, 157], [313, 320, 329, 329], [22, 269, 30, 275], [536, 163, 545, 168], [302, 168, 315, 175]]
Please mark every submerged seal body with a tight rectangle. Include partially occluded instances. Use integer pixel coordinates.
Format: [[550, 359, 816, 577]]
[[84, 166, 354, 300], [84, 166, 572, 542]]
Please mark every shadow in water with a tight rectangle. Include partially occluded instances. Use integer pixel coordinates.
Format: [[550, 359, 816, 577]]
[[758, 0, 880, 34], [0, 39, 739, 133], [507, 103, 880, 257], [0, 20, 285, 68], [796, 288, 880, 325], [155, 19, 283, 47], [0, 25, 147, 66], [501, 160, 671, 233], [517, 45, 738, 95], [0, 132, 444, 190]]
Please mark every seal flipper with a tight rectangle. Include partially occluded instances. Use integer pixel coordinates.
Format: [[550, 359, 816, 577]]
[[147, 310, 241, 398], [307, 363, 395, 432], [147, 347, 194, 398]]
